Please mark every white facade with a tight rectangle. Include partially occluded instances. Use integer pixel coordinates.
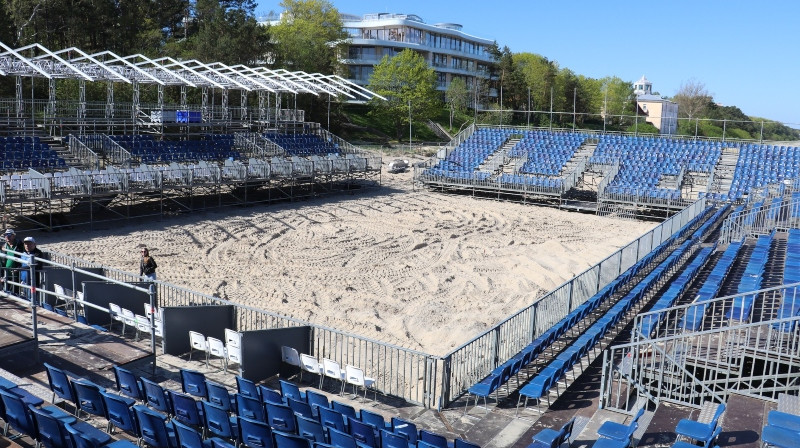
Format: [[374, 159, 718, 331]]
[[340, 13, 495, 93]]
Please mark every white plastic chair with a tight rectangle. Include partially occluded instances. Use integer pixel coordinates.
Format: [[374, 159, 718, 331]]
[[120, 308, 136, 336], [207, 337, 227, 371], [224, 329, 242, 371], [299, 354, 323, 386], [322, 358, 346, 395], [189, 331, 208, 364], [281, 346, 302, 369], [109, 303, 124, 331], [345, 365, 377, 402]]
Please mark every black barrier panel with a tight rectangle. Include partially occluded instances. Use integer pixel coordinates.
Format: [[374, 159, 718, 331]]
[[81, 281, 153, 327], [161, 306, 235, 357], [41, 267, 104, 309], [240, 326, 310, 382]]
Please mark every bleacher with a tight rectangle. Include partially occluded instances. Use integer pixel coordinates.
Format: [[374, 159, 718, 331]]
[[728, 144, 800, 201], [592, 136, 723, 201], [110, 134, 240, 163], [0, 135, 67, 171], [263, 133, 338, 156]]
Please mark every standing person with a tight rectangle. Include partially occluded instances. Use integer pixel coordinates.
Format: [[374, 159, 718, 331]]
[[20, 236, 45, 301], [139, 247, 158, 281], [3, 229, 24, 294]]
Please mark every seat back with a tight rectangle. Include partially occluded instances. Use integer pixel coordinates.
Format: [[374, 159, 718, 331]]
[[317, 406, 346, 433], [189, 331, 207, 352], [28, 403, 70, 448], [278, 380, 304, 402], [168, 390, 203, 427], [113, 365, 143, 401], [180, 369, 208, 399], [322, 358, 342, 380], [205, 381, 233, 412], [238, 416, 274, 448], [419, 429, 448, 448], [300, 354, 320, 374], [347, 417, 377, 447], [43, 362, 75, 403], [72, 380, 107, 418], [380, 429, 409, 448], [265, 401, 296, 433], [345, 365, 365, 387], [133, 404, 174, 448], [101, 391, 139, 434], [273, 431, 311, 448], [287, 397, 314, 420], [295, 414, 325, 442], [0, 389, 35, 437], [331, 401, 357, 420], [236, 393, 266, 422], [140, 377, 173, 415], [391, 417, 418, 443], [281, 346, 301, 367], [63, 422, 102, 448], [172, 419, 206, 448], [454, 439, 480, 448], [559, 417, 576, 446], [359, 409, 387, 431], [201, 400, 235, 439], [327, 427, 357, 448], [235, 376, 259, 400], [224, 328, 241, 348], [207, 337, 226, 360], [305, 390, 329, 413], [258, 386, 283, 405]]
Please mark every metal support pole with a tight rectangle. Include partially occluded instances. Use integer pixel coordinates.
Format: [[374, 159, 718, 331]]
[[106, 82, 114, 119], [180, 86, 187, 110], [258, 91, 266, 130], [47, 78, 56, 124], [78, 79, 87, 135], [549, 87, 553, 131], [132, 80, 140, 134], [15, 76, 23, 120], [240, 90, 248, 121], [221, 88, 229, 123], [572, 87, 577, 132], [201, 87, 209, 122], [527, 87, 531, 127], [408, 99, 412, 152]]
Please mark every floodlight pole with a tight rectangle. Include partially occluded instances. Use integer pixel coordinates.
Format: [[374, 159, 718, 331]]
[[572, 87, 576, 132], [527, 87, 531, 128]]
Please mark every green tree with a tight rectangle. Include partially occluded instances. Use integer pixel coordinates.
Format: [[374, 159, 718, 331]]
[[514, 52, 557, 117], [187, 0, 269, 65], [599, 76, 635, 127], [269, 0, 348, 74], [445, 77, 469, 130], [367, 49, 440, 141]]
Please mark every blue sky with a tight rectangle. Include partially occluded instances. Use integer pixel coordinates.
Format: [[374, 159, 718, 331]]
[[256, 0, 800, 127]]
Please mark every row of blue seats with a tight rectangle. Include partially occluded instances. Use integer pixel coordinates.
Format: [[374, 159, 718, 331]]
[[139, 151, 241, 164], [605, 186, 682, 201], [0, 372, 137, 448], [773, 229, 800, 333], [725, 230, 774, 320], [637, 204, 732, 337], [518, 236, 696, 413], [681, 239, 745, 331], [467, 206, 716, 411], [42, 362, 474, 448], [423, 168, 491, 181], [638, 246, 715, 338], [0, 135, 41, 144], [761, 410, 800, 448]]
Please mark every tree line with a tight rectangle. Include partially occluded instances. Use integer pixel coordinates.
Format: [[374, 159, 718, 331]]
[[0, 0, 796, 141]]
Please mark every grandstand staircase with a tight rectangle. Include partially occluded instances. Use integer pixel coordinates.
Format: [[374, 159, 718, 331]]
[[479, 138, 519, 174], [561, 141, 596, 177], [708, 146, 740, 197]]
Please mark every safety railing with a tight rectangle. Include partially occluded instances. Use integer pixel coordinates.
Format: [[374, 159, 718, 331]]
[[67, 134, 100, 170], [439, 198, 706, 407], [602, 283, 800, 410], [719, 195, 800, 243]]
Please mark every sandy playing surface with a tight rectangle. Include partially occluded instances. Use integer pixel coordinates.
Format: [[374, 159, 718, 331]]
[[36, 160, 656, 355]]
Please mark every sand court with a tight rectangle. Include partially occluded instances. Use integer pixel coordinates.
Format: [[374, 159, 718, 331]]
[[35, 165, 656, 355]]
